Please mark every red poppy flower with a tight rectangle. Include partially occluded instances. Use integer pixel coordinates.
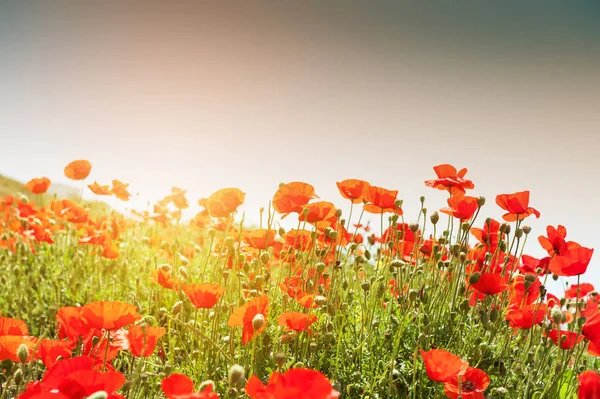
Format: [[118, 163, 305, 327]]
[[440, 195, 479, 221], [495, 191, 540, 222], [547, 329, 583, 350], [111, 180, 131, 201], [509, 274, 542, 306], [589, 340, 600, 357], [420, 349, 468, 383], [206, 188, 245, 218], [579, 370, 600, 399], [582, 312, 600, 343], [273, 182, 317, 215], [469, 218, 501, 251], [424, 164, 474, 196], [228, 295, 269, 345], [88, 181, 112, 195], [161, 373, 218, 398], [549, 247, 594, 277], [470, 273, 509, 296], [565, 283, 595, 299], [519, 254, 550, 275], [57, 370, 126, 399], [363, 185, 400, 215], [538, 225, 570, 256], [283, 229, 314, 252], [183, 283, 225, 309], [36, 339, 75, 368], [64, 160, 92, 180], [25, 177, 51, 194], [443, 367, 490, 399], [277, 312, 318, 334], [245, 368, 339, 399], [336, 179, 370, 204], [506, 304, 547, 329], [81, 301, 141, 331], [0, 316, 29, 336], [56, 306, 89, 340], [127, 325, 166, 357]]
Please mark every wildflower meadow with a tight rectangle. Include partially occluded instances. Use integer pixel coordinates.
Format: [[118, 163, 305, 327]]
[[0, 160, 599, 399]]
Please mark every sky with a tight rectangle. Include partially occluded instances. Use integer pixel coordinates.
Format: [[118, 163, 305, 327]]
[[1, 1, 599, 291]]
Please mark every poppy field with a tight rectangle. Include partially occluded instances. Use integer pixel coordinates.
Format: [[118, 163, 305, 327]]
[[1, 160, 599, 399]]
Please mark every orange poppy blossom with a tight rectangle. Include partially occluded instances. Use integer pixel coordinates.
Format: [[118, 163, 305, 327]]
[[508, 274, 542, 306], [162, 373, 219, 399], [245, 368, 340, 399], [272, 181, 318, 215], [424, 164, 475, 196], [297, 201, 338, 228], [495, 190, 540, 222], [443, 367, 490, 399], [205, 187, 245, 218], [0, 315, 29, 336], [111, 179, 132, 201], [440, 195, 479, 221], [64, 159, 92, 180], [228, 295, 269, 345], [277, 312, 318, 334], [243, 229, 278, 250], [183, 283, 225, 309], [0, 335, 38, 362], [579, 370, 600, 399], [126, 325, 166, 357], [80, 301, 141, 331], [420, 348, 468, 383], [25, 177, 52, 194], [336, 179, 370, 203], [470, 218, 502, 251], [151, 267, 183, 290], [88, 181, 113, 195], [362, 185, 401, 214]]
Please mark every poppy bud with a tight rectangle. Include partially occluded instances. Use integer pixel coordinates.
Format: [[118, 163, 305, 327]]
[[302, 207, 310, 215], [490, 387, 508, 396], [14, 368, 23, 385], [476, 196, 485, 207], [550, 305, 563, 324], [171, 301, 184, 315], [361, 281, 371, 292], [524, 279, 533, 290], [252, 314, 265, 330], [178, 266, 189, 279], [278, 227, 286, 237], [334, 208, 342, 218], [515, 228, 523, 238], [17, 343, 29, 363], [430, 211, 439, 225], [409, 223, 419, 233], [87, 392, 108, 399], [578, 316, 587, 328], [408, 289, 418, 301], [469, 272, 481, 285], [394, 199, 403, 209], [499, 241, 507, 252], [355, 255, 366, 265], [260, 252, 271, 265], [274, 351, 286, 369], [451, 244, 461, 256], [522, 225, 532, 235], [207, 228, 216, 237], [328, 230, 338, 240], [199, 380, 216, 392], [228, 364, 245, 387], [461, 222, 470, 232]]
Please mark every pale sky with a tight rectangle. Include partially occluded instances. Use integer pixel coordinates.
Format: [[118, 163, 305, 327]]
[[1, 1, 599, 292]]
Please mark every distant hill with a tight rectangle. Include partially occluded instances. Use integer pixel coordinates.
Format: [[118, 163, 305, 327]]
[[0, 174, 112, 216]]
